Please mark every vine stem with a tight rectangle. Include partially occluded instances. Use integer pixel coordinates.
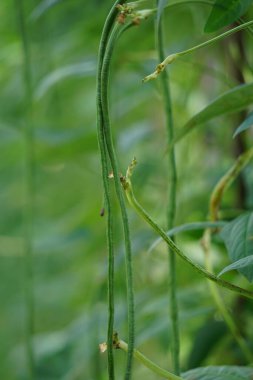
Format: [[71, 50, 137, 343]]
[[210, 147, 253, 222], [117, 341, 183, 380], [121, 158, 253, 299], [16, 1, 35, 378], [110, 333, 183, 380], [156, 2, 180, 374], [143, 19, 253, 81], [201, 147, 253, 363]]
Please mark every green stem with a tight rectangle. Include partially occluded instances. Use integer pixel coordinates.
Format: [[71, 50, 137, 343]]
[[129, 0, 214, 9], [16, 1, 35, 378], [96, 2, 126, 378], [113, 334, 183, 380], [121, 159, 253, 299], [156, 4, 180, 374], [144, 19, 253, 81], [100, 19, 135, 380], [210, 147, 253, 222]]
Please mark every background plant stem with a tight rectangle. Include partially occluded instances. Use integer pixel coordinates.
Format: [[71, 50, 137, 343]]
[[16, 1, 35, 378], [156, 3, 180, 374], [210, 147, 253, 221], [226, 28, 249, 208]]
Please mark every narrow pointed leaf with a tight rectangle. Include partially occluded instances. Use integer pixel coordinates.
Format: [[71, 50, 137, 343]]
[[233, 111, 253, 137], [172, 82, 253, 146], [187, 320, 227, 369], [220, 212, 253, 282], [204, 0, 253, 33], [148, 221, 226, 253], [30, 0, 64, 20], [182, 365, 253, 380], [218, 255, 253, 277], [35, 62, 95, 99]]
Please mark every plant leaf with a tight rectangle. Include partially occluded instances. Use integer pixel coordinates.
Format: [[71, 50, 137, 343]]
[[220, 212, 253, 282], [187, 320, 227, 369], [30, 0, 64, 20], [233, 111, 253, 137], [148, 221, 226, 253], [35, 62, 95, 99], [172, 82, 253, 146], [204, 0, 253, 33], [182, 365, 253, 380], [218, 255, 253, 277]]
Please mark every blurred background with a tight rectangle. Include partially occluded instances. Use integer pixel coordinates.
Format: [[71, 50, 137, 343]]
[[1, 0, 253, 379]]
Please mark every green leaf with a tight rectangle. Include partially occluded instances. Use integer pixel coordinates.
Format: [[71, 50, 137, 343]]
[[218, 255, 253, 277], [35, 62, 95, 99], [204, 0, 253, 33], [30, 0, 64, 20], [172, 82, 253, 146], [233, 111, 253, 137], [187, 320, 227, 369], [182, 365, 253, 380], [148, 221, 226, 253], [220, 212, 253, 282]]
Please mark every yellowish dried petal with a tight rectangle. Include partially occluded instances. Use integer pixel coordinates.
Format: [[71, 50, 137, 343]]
[[99, 342, 107, 353]]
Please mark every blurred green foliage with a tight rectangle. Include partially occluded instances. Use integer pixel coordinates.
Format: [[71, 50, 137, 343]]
[[1, 0, 253, 379]]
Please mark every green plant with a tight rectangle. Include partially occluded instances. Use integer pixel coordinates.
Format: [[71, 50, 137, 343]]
[[97, 1, 253, 379], [3, 0, 253, 379]]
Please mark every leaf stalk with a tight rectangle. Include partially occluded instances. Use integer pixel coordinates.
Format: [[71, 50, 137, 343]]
[[121, 159, 253, 300], [144, 20, 253, 82]]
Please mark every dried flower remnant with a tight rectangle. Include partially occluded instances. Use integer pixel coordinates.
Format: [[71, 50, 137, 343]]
[[99, 342, 107, 353]]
